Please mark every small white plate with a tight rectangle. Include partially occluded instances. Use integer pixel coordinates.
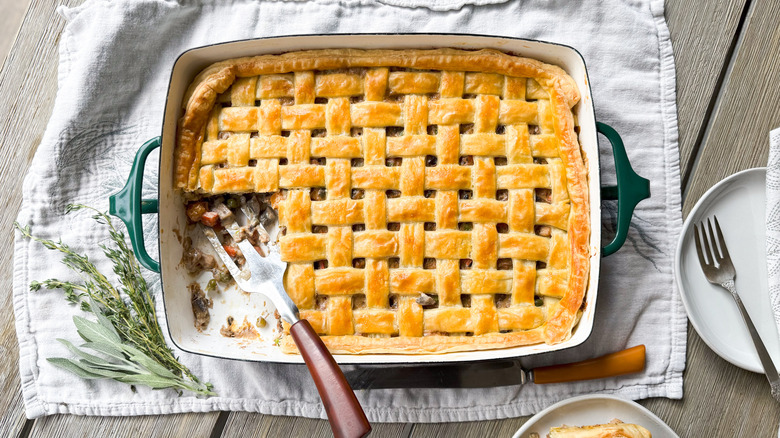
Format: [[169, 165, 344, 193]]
[[512, 395, 677, 438], [676, 167, 780, 373]]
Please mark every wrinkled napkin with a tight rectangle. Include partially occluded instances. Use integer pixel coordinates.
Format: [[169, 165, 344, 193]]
[[765, 128, 780, 438], [766, 128, 780, 342], [13, 0, 686, 422]]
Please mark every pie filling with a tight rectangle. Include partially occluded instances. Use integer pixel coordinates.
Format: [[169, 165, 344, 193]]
[[174, 48, 590, 354], [183, 194, 279, 268]]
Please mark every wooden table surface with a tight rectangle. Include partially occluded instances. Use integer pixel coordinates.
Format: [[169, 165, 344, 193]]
[[2, 1, 780, 436]]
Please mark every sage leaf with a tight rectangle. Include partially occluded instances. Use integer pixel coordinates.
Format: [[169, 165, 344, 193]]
[[120, 344, 179, 379], [80, 341, 128, 362], [47, 358, 103, 380], [57, 339, 113, 368], [92, 299, 122, 340], [73, 360, 130, 379], [116, 373, 180, 389], [73, 315, 121, 345]]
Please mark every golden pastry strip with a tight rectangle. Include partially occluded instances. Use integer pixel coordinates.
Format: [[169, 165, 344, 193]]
[[175, 49, 589, 354]]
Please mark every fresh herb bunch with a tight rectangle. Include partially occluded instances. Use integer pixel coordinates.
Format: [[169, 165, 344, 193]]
[[15, 204, 215, 396]]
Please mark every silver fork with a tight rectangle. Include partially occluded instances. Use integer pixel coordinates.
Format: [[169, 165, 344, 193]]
[[694, 216, 780, 402], [202, 209, 371, 438]]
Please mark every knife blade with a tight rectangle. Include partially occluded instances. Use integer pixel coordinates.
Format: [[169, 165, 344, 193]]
[[345, 345, 645, 389]]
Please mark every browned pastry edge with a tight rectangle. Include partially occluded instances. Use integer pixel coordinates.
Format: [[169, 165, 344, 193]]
[[278, 310, 584, 354], [174, 48, 589, 354], [542, 86, 589, 344], [280, 327, 545, 354]]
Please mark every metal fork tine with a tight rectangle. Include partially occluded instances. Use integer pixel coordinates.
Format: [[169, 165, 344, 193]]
[[202, 226, 244, 283], [706, 217, 721, 261], [700, 219, 714, 265], [233, 207, 271, 255], [713, 216, 730, 260], [693, 223, 709, 266]]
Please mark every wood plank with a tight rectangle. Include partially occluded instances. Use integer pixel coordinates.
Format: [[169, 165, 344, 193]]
[[29, 414, 219, 438], [683, 0, 780, 213], [665, 0, 747, 182], [410, 418, 526, 437], [0, 0, 82, 434], [220, 413, 411, 438], [641, 328, 779, 437], [0, 0, 219, 436], [0, 0, 31, 69]]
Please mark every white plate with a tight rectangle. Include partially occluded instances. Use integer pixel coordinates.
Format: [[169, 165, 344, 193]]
[[512, 395, 678, 438], [675, 167, 780, 373]]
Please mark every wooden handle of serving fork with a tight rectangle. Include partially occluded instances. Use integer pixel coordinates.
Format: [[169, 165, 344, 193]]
[[533, 345, 646, 384], [290, 319, 371, 438]]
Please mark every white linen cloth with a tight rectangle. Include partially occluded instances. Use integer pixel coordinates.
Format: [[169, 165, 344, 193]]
[[13, 0, 686, 421], [766, 128, 780, 438], [767, 128, 780, 339]]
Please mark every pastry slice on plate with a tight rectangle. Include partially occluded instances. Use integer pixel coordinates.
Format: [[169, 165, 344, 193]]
[[544, 419, 652, 437]]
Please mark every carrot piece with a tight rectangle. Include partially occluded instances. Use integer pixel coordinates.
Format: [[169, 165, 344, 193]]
[[200, 212, 220, 227], [223, 245, 238, 258]]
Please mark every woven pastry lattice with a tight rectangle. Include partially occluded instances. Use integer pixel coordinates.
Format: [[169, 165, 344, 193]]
[[180, 54, 585, 353]]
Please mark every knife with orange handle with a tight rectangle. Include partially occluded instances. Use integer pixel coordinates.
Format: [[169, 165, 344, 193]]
[[532, 345, 646, 384], [345, 345, 646, 389]]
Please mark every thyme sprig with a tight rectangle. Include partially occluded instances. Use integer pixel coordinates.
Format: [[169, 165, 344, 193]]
[[15, 204, 215, 396]]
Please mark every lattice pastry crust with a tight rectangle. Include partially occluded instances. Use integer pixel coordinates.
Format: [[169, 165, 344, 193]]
[[174, 48, 589, 354]]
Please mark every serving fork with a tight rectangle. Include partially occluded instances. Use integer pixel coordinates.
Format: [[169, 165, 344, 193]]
[[693, 215, 780, 402], [202, 209, 371, 438]]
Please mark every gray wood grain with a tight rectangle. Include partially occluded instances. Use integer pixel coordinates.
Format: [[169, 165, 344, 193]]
[[409, 419, 527, 437], [29, 414, 218, 438], [0, 0, 31, 69], [666, 0, 748, 184], [683, 0, 780, 213], [642, 328, 779, 437], [220, 413, 412, 438]]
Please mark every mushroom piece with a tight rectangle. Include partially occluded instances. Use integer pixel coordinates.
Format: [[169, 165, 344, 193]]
[[212, 202, 233, 221], [259, 206, 277, 228], [416, 293, 436, 306], [182, 247, 217, 273]]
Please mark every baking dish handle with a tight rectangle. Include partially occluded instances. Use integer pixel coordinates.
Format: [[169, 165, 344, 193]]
[[108, 137, 161, 272], [598, 122, 650, 257]]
